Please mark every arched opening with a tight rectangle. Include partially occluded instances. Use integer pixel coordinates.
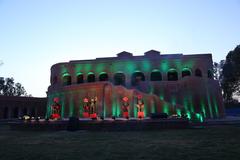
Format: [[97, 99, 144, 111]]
[[87, 73, 95, 82], [208, 70, 213, 79], [99, 72, 109, 81], [150, 70, 162, 81], [131, 71, 145, 86], [63, 74, 71, 86], [30, 108, 35, 117], [114, 73, 126, 86], [195, 69, 202, 77], [13, 107, 18, 118], [77, 74, 84, 84], [182, 68, 191, 78], [22, 107, 27, 116], [168, 69, 178, 81], [3, 107, 8, 119]]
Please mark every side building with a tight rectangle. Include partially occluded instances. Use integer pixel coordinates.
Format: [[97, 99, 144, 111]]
[[0, 96, 47, 119], [46, 50, 225, 120]]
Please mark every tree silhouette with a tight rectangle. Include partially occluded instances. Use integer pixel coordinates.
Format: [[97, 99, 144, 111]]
[[221, 45, 240, 102], [213, 60, 225, 83], [0, 77, 27, 96]]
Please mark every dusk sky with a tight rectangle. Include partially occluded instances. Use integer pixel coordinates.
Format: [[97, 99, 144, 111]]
[[0, 0, 240, 97]]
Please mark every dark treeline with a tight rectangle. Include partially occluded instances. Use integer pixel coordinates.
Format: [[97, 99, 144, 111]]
[[0, 77, 29, 96], [214, 45, 240, 105]]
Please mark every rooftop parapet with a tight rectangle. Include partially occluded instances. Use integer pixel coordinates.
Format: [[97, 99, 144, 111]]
[[117, 51, 133, 58]]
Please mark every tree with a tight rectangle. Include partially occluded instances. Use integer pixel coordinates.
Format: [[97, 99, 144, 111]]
[[213, 60, 225, 83], [221, 45, 240, 102], [0, 77, 27, 96], [15, 83, 27, 96]]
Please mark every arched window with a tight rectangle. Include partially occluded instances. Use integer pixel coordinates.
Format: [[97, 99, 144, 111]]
[[208, 70, 213, 79], [195, 69, 202, 77], [99, 72, 109, 81], [131, 71, 145, 86], [22, 107, 27, 116], [182, 68, 191, 78], [77, 74, 84, 84], [63, 74, 71, 86], [114, 73, 126, 86], [87, 73, 95, 82], [168, 69, 178, 81], [150, 70, 162, 81], [3, 107, 8, 119], [13, 107, 18, 118]]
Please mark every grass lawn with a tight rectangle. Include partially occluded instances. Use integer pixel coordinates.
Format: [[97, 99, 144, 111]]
[[0, 125, 240, 160]]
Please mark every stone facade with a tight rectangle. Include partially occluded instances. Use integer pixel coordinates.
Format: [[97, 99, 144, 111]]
[[47, 50, 225, 119]]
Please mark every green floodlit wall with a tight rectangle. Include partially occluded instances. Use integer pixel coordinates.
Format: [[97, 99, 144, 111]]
[[47, 84, 223, 120], [206, 89, 214, 118], [143, 96, 148, 117], [150, 99, 156, 114], [57, 58, 196, 88], [61, 96, 65, 118], [59, 56, 195, 74], [47, 80, 224, 120], [133, 96, 138, 118], [69, 96, 74, 117], [47, 84, 176, 119], [48, 85, 223, 120], [46, 97, 52, 118], [111, 91, 118, 117], [47, 54, 224, 120]]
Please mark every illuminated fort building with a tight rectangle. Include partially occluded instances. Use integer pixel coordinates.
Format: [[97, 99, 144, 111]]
[[46, 50, 224, 120]]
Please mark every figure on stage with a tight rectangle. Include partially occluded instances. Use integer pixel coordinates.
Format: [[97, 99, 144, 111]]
[[89, 96, 97, 119], [136, 95, 144, 119], [50, 97, 61, 120], [121, 96, 129, 119], [83, 97, 90, 118]]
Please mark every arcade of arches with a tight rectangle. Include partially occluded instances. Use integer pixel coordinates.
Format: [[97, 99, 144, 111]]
[[0, 96, 47, 119], [59, 68, 210, 86]]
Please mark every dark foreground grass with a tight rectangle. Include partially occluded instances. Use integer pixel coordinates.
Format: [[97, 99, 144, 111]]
[[0, 125, 240, 160]]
